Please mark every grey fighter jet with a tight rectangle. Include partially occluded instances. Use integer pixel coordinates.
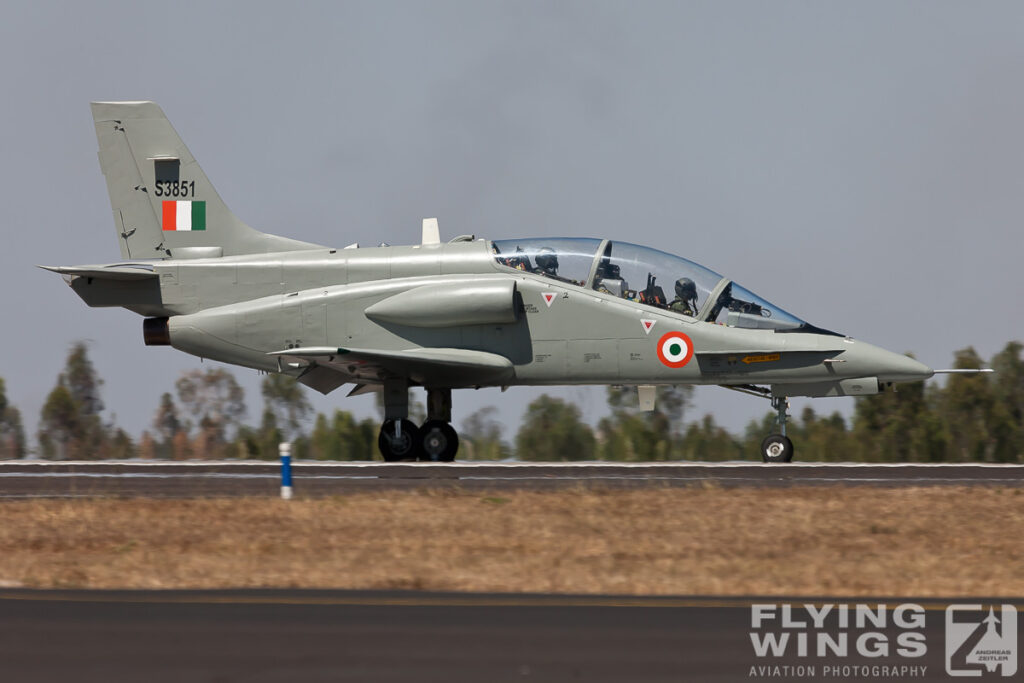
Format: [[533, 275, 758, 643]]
[[44, 101, 960, 463]]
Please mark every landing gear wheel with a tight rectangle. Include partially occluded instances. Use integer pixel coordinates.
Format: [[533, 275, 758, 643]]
[[761, 434, 794, 463], [419, 420, 459, 462], [378, 419, 421, 461]]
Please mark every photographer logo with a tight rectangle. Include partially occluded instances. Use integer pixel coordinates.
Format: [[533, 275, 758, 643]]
[[946, 605, 1017, 677]]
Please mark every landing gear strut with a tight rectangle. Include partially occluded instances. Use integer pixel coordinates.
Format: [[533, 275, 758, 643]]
[[375, 384, 460, 462], [377, 379, 422, 461], [761, 396, 794, 463], [420, 388, 458, 462]]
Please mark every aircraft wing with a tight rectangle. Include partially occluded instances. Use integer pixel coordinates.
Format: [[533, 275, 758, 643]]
[[269, 346, 515, 394], [39, 264, 158, 281]]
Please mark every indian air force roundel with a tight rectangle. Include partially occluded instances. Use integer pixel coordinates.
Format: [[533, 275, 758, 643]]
[[656, 331, 694, 368]]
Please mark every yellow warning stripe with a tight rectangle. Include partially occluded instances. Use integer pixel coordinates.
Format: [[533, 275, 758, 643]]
[[742, 353, 781, 365]]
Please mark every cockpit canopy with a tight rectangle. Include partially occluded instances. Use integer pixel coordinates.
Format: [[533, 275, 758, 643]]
[[491, 237, 835, 334]]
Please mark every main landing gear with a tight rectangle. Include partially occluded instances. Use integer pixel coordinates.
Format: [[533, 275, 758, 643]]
[[378, 419, 420, 461], [760, 396, 794, 463], [377, 382, 459, 462]]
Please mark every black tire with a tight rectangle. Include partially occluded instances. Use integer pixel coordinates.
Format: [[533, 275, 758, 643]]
[[419, 420, 459, 462], [760, 434, 794, 463], [378, 419, 421, 461]]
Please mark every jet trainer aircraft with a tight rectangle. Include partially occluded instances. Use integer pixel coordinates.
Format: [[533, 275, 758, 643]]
[[45, 101, 959, 463]]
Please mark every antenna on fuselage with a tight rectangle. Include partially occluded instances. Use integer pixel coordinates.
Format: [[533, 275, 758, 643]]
[[421, 217, 440, 245]]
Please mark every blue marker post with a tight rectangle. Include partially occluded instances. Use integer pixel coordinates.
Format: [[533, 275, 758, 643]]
[[279, 442, 293, 500]]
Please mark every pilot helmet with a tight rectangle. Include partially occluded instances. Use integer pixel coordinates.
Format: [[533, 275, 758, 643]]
[[675, 277, 697, 300], [536, 247, 559, 275]]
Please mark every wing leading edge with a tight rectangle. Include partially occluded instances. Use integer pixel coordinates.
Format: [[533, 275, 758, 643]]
[[269, 346, 515, 394]]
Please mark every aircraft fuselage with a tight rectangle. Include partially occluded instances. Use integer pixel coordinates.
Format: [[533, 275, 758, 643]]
[[67, 239, 931, 397]]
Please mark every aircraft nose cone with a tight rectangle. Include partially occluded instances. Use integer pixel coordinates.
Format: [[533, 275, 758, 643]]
[[848, 341, 933, 383], [882, 352, 933, 382]]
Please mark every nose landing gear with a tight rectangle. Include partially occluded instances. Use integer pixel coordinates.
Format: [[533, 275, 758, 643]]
[[760, 396, 794, 463], [725, 385, 797, 463]]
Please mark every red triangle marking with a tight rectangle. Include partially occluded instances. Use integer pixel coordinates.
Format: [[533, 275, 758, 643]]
[[641, 319, 656, 334], [542, 293, 555, 307]]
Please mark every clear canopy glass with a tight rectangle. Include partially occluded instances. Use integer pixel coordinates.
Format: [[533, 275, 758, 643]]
[[491, 238, 602, 288], [592, 241, 723, 317], [491, 237, 820, 332], [707, 282, 808, 331]]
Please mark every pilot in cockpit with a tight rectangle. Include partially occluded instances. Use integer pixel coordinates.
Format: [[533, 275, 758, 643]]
[[594, 261, 625, 296], [669, 277, 699, 316], [535, 247, 559, 277]]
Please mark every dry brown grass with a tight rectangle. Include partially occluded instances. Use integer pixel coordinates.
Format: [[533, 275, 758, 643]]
[[0, 486, 1021, 595]]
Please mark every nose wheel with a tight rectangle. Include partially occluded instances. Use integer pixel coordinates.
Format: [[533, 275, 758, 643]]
[[760, 434, 794, 463], [761, 396, 795, 463]]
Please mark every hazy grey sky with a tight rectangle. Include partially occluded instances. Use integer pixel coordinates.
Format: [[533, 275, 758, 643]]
[[1, 1, 1022, 448]]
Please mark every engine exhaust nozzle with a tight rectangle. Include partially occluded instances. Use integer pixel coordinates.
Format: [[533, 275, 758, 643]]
[[143, 317, 171, 346]]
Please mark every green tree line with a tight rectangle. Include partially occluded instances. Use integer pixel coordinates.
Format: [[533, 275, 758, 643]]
[[7, 340, 1022, 462]]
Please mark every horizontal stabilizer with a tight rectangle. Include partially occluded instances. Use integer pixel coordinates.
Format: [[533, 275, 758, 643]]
[[39, 264, 158, 281], [40, 262, 163, 314]]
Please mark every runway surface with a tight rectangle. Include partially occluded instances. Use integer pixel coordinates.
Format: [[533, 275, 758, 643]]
[[0, 460, 1022, 498], [1, 589, 1019, 682]]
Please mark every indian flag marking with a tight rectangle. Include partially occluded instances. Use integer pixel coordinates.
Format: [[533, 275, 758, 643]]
[[656, 331, 694, 368], [162, 200, 206, 231]]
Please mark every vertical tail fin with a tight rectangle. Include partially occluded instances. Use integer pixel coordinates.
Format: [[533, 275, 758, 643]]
[[92, 101, 322, 259]]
